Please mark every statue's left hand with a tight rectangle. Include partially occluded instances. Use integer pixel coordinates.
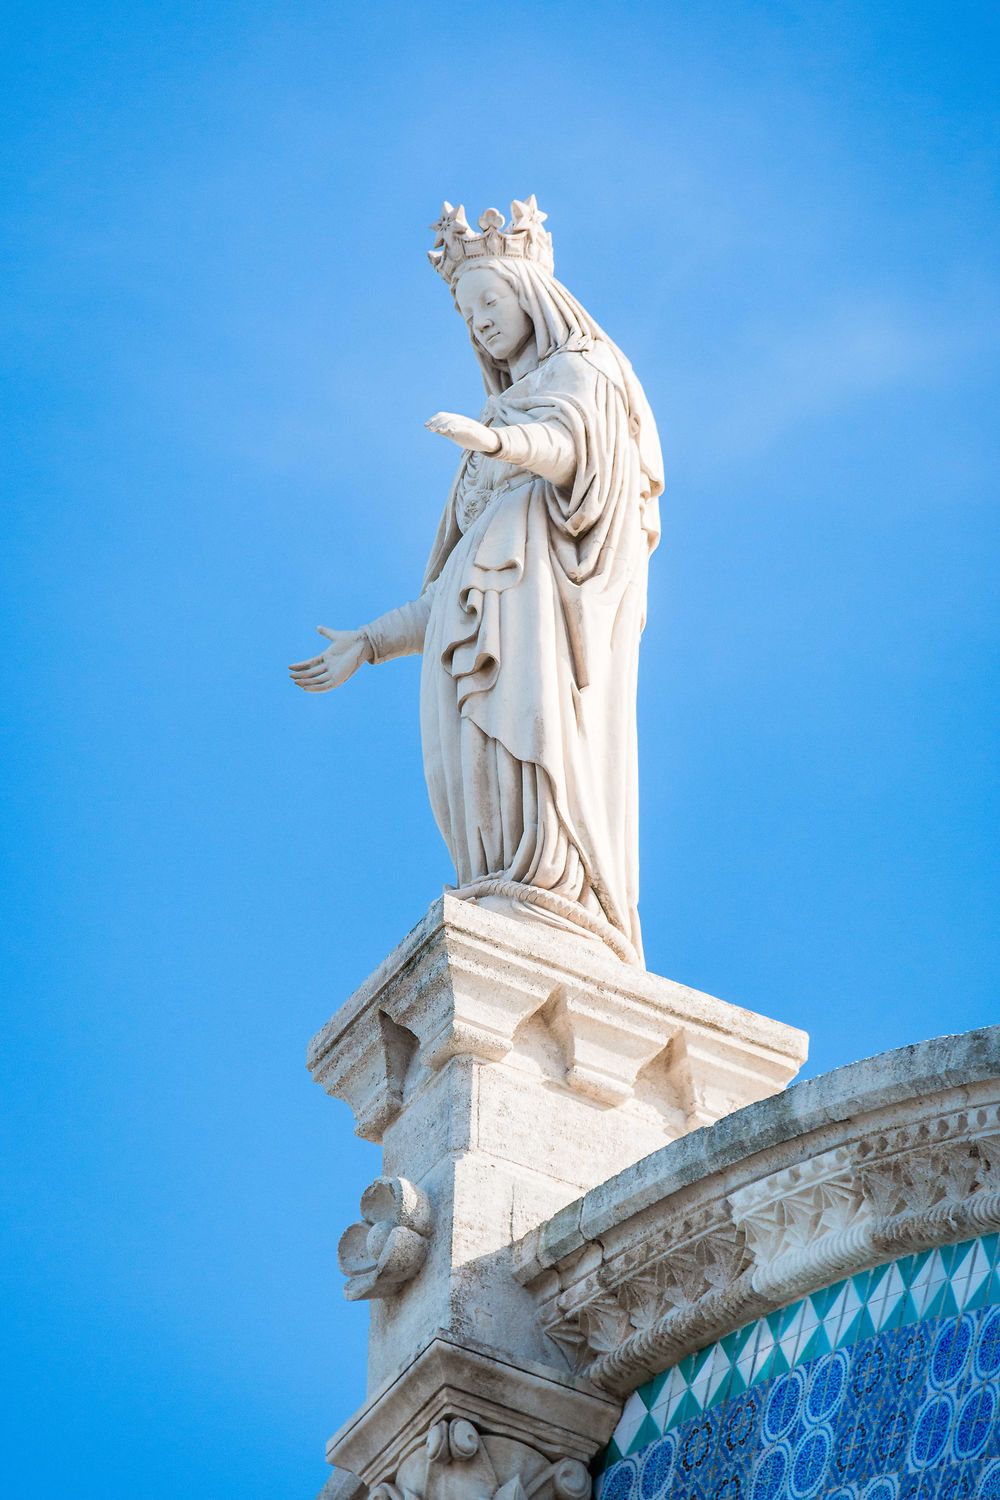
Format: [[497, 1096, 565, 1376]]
[[426, 412, 500, 454]]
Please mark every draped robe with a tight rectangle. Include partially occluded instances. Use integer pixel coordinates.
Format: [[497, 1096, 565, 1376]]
[[365, 340, 660, 965]]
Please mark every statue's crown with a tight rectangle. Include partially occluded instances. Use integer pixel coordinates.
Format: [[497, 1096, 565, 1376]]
[[428, 195, 554, 286]]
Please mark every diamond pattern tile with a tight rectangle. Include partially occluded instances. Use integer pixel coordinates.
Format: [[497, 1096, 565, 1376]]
[[598, 1234, 1000, 1495]]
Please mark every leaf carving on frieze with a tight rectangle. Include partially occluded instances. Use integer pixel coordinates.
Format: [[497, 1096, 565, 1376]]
[[577, 1291, 632, 1355], [974, 1135, 1000, 1180], [864, 1142, 982, 1218], [898, 1153, 947, 1214], [937, 1144, 983, 1202], [541, 1315, 591, 1372], [616, 1272, 661, 1332], [862, 1162, 907, 1219], [656, 1228, 744, 1308], [813, 1176, 868, 1235]]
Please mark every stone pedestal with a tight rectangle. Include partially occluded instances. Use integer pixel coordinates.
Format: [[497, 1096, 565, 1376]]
[[308, 896, 807, 1494]]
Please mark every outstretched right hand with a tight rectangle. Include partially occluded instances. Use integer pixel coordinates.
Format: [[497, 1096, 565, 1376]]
[[289, 627, 371, 693]]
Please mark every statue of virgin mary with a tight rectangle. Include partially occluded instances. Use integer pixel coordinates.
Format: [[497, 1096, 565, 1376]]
[[290, 197, 663, 966]]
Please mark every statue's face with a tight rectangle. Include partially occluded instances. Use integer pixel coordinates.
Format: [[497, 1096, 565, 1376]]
[[455, 267, 534, 363]]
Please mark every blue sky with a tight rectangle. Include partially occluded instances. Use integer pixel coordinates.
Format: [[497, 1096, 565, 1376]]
[[2, 3, 997, 1496]]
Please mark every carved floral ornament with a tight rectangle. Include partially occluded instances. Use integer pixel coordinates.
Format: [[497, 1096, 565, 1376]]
[[533, 1104, 1000, 1392], [338, 1177, 433, 1301], [370, 1418, 591, 1500]]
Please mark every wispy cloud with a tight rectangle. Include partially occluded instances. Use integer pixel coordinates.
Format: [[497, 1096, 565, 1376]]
[[669, 293, 999, 475]]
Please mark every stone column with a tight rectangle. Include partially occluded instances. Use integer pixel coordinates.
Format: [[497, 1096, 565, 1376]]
[[308, 896, 807, 1497]]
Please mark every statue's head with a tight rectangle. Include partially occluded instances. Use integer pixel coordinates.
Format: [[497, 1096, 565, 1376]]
[[429, 196, 586, 389], [453, 265, 534, 365]]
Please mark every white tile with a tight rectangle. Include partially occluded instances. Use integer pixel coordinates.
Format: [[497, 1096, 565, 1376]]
[[613, 1391, 649, 1452]]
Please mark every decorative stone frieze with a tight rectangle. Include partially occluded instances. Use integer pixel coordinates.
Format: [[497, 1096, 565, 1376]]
[[517, 1029, 1000, 1396], [338, 1178, 433, 1301]]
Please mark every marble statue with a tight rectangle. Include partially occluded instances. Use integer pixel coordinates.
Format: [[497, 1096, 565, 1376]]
[[290, 197, 663, 965]]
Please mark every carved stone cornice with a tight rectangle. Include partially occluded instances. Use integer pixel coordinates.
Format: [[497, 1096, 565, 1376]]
[[518, 1035, 1000, 1397], [307, 895, 807, 1145]]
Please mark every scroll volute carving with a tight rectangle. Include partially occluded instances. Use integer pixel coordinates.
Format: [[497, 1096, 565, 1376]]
[[371, 1419, 591, 1500]]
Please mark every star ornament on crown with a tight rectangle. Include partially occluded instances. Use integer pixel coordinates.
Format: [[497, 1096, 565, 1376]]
[[428, 195, 555, 286]]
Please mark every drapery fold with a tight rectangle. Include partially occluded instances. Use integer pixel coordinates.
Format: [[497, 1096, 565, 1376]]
[[418, 342, 659, 962]]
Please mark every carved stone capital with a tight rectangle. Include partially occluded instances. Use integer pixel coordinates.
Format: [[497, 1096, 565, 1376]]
[[327, 1336, 620, 1494], [366, 1418, 591, 1500]]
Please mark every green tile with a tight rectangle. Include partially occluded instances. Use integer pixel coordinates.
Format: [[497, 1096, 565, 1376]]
[[921, 1285, 947, 1321], [867, 1262, 890, 1293], [879, 1288, 908, 1333], [810, 1282, 844, 1319], [893, 1253, 917, 1287], [798, 1325, 832, 1364], [775, 1298, 807, 1336], [704, 1374, 733, 1414], [628, 1414, 660, 1455], [602, 1440, 623, 1468], [897, 1292, 922, 1328], [667, 1390, 700, 1431], [966, 1275, 993, 1313], [749, 1348, 779, 1387], [733, 1320, 761, 1358]]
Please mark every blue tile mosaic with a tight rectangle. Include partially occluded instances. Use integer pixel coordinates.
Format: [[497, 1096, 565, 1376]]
[[596, 1235, 1000, 1497]]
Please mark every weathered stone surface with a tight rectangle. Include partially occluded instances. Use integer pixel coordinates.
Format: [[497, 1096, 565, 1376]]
[[308, 895, 806, 1392], [310, 889, 999, 1500]]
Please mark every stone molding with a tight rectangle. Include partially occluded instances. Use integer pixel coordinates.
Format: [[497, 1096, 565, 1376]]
[[516, 1029, 1000, 1396], [307, 895, 807, 1143]]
